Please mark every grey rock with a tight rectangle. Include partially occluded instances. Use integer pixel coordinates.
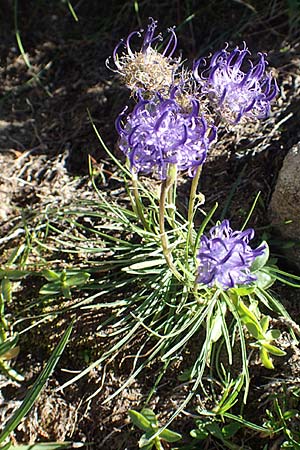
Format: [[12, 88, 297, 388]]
[[269, 142, 300, 264]]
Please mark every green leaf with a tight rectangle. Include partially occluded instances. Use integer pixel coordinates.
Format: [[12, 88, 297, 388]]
[[39, 281, 61, 295], [283, 409, 298, 420], [262, 343, 286, 356], [139, 443, 153, 450], [260, 316, 269, 333], [265, 329, 281, 340], [260, 347, 274, 369], [160, 428, 182, 442], [222, 422, 241, 438], [0, 269, 30, 281], [250, 242, 269, 272], [223, 412, 270, 433], [0, 334, 19, 358], [236, 300, 259, 325], [129, 410, 152, 432], [206, 422, 224, 440], [231, 286, 255, 296], [210, 302, 227, 343], [178, 368, 192, 382], [254, 269, 276, 289], [41, 269, 60, 282], [190, 429, 209, 440], [140, 409, 158, 427], [0, 360, 24, 382], [1, 278, 12, 303], [64, 273, 90, 287], [61, 285, 72, 299], [0, 321, 74, 444], [139, 432, 154, 448], [139, 444, 153, 450], [245, 321, 263, 340]]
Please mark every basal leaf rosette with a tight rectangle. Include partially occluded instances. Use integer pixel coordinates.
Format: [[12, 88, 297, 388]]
[[116, 90, 216, 180], [193, 43, 278, 124]]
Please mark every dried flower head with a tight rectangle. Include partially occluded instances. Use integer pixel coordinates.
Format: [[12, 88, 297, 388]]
[[116, 89, 216, 180], [107, 18, 180, 93], [196, 220, 266, 289], [193, 43, 278, 123]]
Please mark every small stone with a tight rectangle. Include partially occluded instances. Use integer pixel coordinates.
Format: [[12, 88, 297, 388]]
[[269, 142, 300, 264]]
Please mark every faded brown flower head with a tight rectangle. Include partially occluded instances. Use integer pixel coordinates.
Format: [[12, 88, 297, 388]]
[[107, 18, 180, 94]]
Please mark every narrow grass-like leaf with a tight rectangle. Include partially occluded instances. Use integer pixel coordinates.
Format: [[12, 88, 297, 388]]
[[57, 321, 141, 393], [256, 289, 297, 341], [220, 165, 246, 221], [151, 316, 215, 440], [223, 412, 271, 433], [0, 321, 74, 443], [67, 1, 79, 21], [267, 267, 300, 288], [124, 259, 166, 271], [222, 292, 250, 401], [88, 113, 131, 177], [240, 191, 261, 231], [10, 443, 73, 449], [14, 0, 31, 69], [193, 203, 218, 256]]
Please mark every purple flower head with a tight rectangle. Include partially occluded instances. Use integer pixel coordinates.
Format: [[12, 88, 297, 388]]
[[107, 18, 180, 93], [193, 43, 279, 123], [196, 220, 266, 290], [116, 89, 216, 179]]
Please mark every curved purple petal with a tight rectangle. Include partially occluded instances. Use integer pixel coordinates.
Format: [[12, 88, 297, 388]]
[[197, 220, 266, 289], [116, 92, 214, 179], [194, 43, 279, 123]]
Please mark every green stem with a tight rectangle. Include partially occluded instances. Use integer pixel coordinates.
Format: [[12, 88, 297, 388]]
[[187, 118, 220, 248], [131, 176, 149, 230], [167, 167, 177, 225], [159, 178, 182, 281], [187, 165, 203, 246]]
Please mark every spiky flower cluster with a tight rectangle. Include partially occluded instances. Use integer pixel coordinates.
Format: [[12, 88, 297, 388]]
[[116, 90, 215, 179], [111, 20, 277, 290], [196, 220, 266, 289], [110, 20, 278, 129], [193, 44, 278, 123], [108, 18, 179, 93]]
